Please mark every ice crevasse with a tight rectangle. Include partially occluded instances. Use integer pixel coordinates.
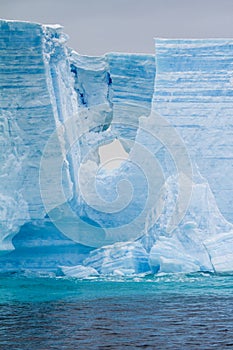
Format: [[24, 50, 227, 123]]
[[0, 19, 233, 276]]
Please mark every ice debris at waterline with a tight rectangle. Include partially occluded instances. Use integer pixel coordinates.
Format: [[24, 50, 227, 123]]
[[0, 19, 233, 277]]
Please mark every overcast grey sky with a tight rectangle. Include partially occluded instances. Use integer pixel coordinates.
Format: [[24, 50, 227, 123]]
[[1, 0, 233, 55]]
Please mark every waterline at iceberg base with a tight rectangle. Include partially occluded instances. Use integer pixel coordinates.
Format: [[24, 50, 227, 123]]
[[1, 19, 233, 278]]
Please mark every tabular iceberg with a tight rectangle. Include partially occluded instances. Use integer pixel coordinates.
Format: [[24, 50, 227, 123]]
[[0, 19, 233, 276]]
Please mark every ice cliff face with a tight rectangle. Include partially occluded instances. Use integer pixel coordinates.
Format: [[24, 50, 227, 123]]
[[0, 21, 78, 253], [154, 39, 233, 223], [0, 20, 233, 276]]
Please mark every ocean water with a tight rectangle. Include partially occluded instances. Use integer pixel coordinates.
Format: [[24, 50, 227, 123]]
[[1, 273, 233, 349]]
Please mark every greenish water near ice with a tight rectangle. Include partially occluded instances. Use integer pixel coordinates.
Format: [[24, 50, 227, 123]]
[[1, 274, 233, 349], [1, 273, 233, 303]]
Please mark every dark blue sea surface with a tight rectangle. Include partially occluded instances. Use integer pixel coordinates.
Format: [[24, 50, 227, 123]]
[[1, 273, 233, 349]]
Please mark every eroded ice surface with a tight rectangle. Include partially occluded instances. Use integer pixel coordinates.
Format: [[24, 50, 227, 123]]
[[0, 20, 233, 276]]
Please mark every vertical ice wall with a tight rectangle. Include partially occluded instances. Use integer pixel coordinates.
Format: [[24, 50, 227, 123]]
[[0, 20, 78, 251], [107, 53, 155, 141], [70, 52, 155, 146], [153, 39, 233, 223]]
